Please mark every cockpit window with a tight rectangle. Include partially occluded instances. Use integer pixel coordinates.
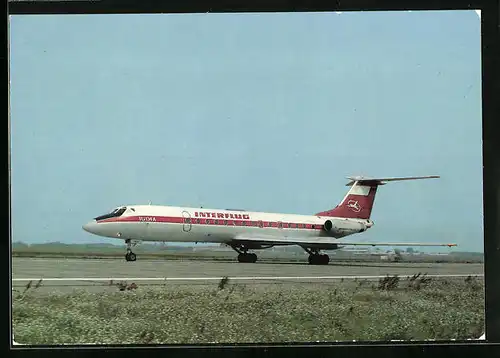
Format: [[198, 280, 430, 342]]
[[94, 207, 127, 221]]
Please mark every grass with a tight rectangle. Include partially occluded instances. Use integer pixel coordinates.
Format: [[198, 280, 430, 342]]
[[12, 275, 484, 344]]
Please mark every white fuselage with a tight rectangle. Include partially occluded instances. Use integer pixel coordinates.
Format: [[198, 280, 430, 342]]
[[83, 205, 373, 245]]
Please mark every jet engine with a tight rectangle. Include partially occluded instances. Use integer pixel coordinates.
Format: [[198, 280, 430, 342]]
[[323, 219, 368, 234], [323, 220, 334, 232]]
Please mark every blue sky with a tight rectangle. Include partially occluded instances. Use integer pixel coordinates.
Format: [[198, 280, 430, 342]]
[[9, 11, 483, 252]]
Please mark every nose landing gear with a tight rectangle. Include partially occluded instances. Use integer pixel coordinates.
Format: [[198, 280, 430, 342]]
[[125, 251, 137, 262], [125, 239, 138, 262]]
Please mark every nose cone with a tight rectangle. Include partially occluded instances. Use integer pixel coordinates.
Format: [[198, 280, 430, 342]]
[[82, 220, 97, 234]]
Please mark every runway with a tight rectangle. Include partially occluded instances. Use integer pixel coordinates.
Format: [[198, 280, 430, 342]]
[[11, 257, 483, 293], [12, 257, 483, 277], [12, 257, 483, 278]]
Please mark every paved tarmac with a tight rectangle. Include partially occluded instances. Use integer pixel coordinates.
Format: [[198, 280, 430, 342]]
[[11, 257, 483, 293], [12, 257, 484, 277]]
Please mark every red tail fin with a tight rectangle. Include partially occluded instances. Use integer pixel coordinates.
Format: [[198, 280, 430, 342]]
[[316, 175, 440, 220], [316, 181, 379, 219]]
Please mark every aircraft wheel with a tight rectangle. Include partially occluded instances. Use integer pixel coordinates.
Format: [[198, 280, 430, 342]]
[[237, 253, 257, 263], [308, 254, 329, 265], [125, 252, 137, 262]]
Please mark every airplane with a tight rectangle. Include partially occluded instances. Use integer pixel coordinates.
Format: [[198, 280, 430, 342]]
[[82, 175, 457, 265]]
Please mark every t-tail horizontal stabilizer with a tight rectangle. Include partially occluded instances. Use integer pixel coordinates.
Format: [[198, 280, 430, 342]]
[[317, 175, 440, 220], [345, 175, 440, 186]]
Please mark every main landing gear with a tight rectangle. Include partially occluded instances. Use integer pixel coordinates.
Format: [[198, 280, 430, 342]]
[[229, 244, 258, 263], [238, 253, 257, 263], [303, 247, 330, 265], [125, 239, 137, 262], [308, 254, 329, 265]]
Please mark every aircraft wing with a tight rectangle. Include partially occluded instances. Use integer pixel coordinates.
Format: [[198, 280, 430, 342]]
[[232, 234, 456, 248], [320, 242, 456, 247]]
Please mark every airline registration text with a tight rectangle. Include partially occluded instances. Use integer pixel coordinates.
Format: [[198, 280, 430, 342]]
[[194, 211, 251, 220], [139, 216, 156, 222]]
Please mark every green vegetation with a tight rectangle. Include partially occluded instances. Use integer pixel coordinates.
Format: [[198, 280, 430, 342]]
[[12, 275, 484, 344]]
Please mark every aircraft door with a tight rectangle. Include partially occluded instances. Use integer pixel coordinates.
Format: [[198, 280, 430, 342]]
[[182, 211, 192, 232]]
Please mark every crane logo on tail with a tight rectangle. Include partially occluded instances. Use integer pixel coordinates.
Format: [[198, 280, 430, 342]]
[[347, 200, 361, 213]]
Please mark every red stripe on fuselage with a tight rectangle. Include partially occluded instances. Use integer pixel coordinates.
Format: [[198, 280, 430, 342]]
[[98, 216, 183, 224], [96, 216, 324, 231]]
